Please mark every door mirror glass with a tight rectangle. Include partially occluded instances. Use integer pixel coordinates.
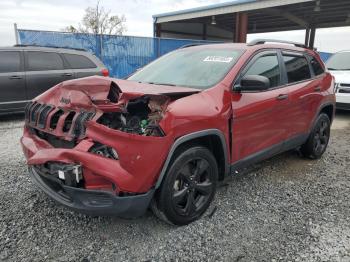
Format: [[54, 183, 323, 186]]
[[239, 75, 271, 91]]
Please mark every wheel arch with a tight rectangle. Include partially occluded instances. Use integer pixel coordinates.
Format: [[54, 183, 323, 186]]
[[310, 102, 335, 132], [155, 129, 230, 189], [319, 103, 335, 123]]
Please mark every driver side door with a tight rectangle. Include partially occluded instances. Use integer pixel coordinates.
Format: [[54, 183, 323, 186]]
[[230, 50, 291, 167]]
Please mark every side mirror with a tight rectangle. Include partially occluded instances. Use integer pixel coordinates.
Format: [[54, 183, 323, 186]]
[[236, 75, 271, 92]]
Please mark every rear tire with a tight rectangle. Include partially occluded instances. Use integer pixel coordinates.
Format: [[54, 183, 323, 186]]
[[151, 146, 218, 225], [301, 113, 331, 159]]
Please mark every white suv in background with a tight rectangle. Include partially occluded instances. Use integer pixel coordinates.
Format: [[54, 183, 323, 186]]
[[326, 51, 350, 110]]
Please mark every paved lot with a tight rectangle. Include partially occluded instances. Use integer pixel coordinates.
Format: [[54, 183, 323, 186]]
[[0, 111, 349, 262]]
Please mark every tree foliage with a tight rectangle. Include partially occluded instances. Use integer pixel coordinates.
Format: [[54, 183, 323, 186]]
[[64, 1, 126, 35]]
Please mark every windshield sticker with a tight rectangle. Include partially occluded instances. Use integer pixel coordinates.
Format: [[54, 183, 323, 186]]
[[203, 56, 234, 63]]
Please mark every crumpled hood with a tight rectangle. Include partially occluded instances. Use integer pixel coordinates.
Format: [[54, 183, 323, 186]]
[[35, 76, 200, 110], [329, 70, 350, 84]]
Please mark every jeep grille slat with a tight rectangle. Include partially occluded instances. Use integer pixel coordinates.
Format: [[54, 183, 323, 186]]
[[30, 103, 42, 125], [49, 109, 65, 130], [38, 105, 54, 129], [24, 102, 34, 122], [73, 112, 95, 137], [63, 111, 76, 133], [25, 102, 95, 139]]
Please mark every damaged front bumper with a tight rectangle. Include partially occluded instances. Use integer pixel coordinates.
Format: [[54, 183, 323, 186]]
[[21, 121, 172, 216], [29, 166, 154, 217]]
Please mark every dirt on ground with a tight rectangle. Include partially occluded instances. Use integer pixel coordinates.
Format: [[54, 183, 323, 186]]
[[0, 111, 349, 262]]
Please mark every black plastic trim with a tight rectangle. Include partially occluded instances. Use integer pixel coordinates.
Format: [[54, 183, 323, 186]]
[[336, 102, 350, 111], [29, 166, 154, 217], [155, 129, 229, 188], [231, 133, 309, 171]]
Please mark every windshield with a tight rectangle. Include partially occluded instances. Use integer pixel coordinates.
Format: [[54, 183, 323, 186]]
[[326, 52, 350, 70], [128, 48, 243, 89]]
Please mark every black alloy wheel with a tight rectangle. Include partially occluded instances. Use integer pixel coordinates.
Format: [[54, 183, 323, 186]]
[[151, 146, 218, 225], [301, 113, 331, 159], [172, 158, 213, 217]]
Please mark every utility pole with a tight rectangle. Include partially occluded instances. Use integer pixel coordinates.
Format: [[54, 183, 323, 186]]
[[14, 23, 19, 45], [96, 1, 103, 59]]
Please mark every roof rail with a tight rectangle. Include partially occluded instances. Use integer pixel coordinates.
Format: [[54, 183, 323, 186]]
[[13, 44, 87, 52], [248, 39, 313, 49]]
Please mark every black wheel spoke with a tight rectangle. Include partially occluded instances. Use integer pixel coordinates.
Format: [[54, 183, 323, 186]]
[[184, 191, 196, 215], [173, 188, 188, 204], [179, 165, 193, 184], [181, 164, 192, 178], [194, 181, 212, 195], [193, 159, 209, 179], [320, 121, 327, 134], [320, 134, 328, 144]]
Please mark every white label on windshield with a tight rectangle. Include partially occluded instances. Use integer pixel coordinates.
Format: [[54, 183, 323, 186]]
[[203, 56, 233, 63]]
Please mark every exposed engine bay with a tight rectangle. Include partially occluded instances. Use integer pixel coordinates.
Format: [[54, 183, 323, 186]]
[[97, 95, 170, 137]]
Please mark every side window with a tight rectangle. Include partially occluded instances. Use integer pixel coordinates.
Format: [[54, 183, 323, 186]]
[[63, 54, 97, 69], [310, 56, 325, 76], [244, 53, 281, 88], [27, 52, 64, 71], [283, 54, 311, 83], [0, 51, 21, 73]]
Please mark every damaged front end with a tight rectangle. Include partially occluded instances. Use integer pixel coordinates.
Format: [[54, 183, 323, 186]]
[[96, 94, 169, 137], [20, 76, 198, 216]]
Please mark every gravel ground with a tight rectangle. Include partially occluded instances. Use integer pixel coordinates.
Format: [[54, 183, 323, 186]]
[[0, 112, 349, 262]]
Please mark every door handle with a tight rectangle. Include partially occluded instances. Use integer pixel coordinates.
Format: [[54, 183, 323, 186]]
[[9, 75, 22, 80], [62, 73, 73, 77], [314, 86, 322, 92], [276, 94, 289, 100]]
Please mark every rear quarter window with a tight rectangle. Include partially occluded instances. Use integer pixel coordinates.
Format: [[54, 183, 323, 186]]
[[283, 54, 311, 83], [27, 51, 64, 71], [310, 56, 325, 76], [63, 54, 97, 69]]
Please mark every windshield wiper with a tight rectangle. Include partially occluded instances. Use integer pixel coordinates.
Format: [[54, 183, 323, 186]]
[[328, 68, 350, 71], [147, 82, 177, 86]]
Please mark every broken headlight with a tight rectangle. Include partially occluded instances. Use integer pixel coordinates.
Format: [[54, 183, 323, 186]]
[[89, 143, 119, 160]]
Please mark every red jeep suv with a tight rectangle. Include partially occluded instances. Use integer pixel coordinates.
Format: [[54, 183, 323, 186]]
[[21, 40, 335, 225]]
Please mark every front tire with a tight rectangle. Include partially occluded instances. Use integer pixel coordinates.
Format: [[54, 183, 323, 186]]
[[152, 146, 218, 225], [301, 113, 331, 159]]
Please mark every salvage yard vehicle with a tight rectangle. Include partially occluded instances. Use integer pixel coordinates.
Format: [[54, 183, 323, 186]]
[[326, 51, 350, 110], [21, 40, 335, 225], [0, 45, 108, 115]]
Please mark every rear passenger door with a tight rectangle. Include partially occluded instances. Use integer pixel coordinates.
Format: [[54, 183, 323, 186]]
[[281, 51, 323, 139], [24, 51, 74, 99], [62, 53, 100, 79], [0, 50, 27, 112]]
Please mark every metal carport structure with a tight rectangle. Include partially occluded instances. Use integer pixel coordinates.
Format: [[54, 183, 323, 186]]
[[153, 0, 350, 48]]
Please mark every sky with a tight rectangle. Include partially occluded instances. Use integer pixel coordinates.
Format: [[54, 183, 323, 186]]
[[0, 0, 349, 53]]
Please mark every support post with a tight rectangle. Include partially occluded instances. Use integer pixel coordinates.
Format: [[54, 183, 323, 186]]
[[14, 23, 19, 45], [155, 23, 162, 38], [309, 27, 316, 49], [202, 24, 207, 40], [234, 12, 248, 43], [305, 27, 310, 47]]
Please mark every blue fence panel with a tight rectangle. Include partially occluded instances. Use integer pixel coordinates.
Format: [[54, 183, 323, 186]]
[[18, 30, 217, 78], [101, 35, 158, 77], [319, 52, 332, 62]]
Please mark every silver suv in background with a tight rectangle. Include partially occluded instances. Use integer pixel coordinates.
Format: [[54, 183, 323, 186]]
[[0, 46, 109, 115], [326, 51, 350, 110]]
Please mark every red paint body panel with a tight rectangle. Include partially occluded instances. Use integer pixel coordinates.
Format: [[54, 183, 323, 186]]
[[21, 43, 336, 198]]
